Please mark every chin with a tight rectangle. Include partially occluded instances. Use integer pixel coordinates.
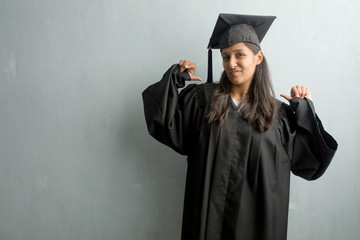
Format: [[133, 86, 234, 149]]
[[230, 77, 252, 87], [230, 78, 244, 85]]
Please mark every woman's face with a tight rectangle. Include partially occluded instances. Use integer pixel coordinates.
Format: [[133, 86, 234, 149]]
[[221, 42, 263, 88]]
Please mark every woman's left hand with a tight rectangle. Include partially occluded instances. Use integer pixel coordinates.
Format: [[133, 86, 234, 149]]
[[280, 85, 312, 101], [178, 60, 202, 82]]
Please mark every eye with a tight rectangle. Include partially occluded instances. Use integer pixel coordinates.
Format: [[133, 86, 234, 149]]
[[222, 55, 230, 61], [236, 53, 244, 58]]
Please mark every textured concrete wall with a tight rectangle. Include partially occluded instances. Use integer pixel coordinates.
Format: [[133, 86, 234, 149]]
[[0, 0, 358, 239]]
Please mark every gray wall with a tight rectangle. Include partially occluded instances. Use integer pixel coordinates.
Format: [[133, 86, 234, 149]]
[[0, 0, 358, 239]]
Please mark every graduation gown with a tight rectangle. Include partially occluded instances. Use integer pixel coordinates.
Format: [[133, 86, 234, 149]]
[[142, 64, 338, 240]]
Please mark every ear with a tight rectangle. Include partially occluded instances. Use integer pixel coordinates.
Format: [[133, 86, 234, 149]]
[[256, 51, 264, 65]]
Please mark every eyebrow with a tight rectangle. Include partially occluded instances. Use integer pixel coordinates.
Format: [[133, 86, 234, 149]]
[[221, 49, 246, 55]]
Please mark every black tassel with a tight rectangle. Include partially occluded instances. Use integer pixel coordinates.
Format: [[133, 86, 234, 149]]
[[207, 47, 213, 83]]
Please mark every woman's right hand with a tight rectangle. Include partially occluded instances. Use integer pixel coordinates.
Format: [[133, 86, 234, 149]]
[[280, 85, 312, 101], [178, 60, 202, 82]]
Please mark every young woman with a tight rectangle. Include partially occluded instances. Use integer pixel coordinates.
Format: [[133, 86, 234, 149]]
[[142, 14, 337, 240]]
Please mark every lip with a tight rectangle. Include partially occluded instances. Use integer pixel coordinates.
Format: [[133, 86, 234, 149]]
[[230, 70, 241, 75]]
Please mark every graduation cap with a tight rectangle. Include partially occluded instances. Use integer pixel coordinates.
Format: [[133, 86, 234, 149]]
[[207, 14, 276, 83]]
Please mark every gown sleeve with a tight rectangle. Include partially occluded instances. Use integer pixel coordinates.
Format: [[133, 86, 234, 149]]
[[142, 64, 205, 155], [278, 98, 338, 180]]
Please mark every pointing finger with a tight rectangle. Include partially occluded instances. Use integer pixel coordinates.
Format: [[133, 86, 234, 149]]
[[280, 94, 292, 101], [191, 76, 202, 82]]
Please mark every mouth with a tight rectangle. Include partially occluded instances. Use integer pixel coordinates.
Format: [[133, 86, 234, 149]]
[[230, 70, 241, 75]]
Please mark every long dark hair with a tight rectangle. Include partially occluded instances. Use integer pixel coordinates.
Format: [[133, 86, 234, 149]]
[[206, 42, 275, 132]]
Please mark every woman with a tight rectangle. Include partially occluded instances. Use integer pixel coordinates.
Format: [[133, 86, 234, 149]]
[[142, 14, 337, 240]]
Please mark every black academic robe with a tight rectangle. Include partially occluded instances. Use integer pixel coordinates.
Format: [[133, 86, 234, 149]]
[[142, 64, 338, 240]]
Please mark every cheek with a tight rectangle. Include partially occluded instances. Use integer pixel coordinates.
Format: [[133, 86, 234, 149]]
[[222, 61, 229, 69], [245, 59, 257, 71]]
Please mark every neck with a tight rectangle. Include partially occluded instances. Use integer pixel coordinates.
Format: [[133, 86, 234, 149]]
[[230, 84, 250, 102]]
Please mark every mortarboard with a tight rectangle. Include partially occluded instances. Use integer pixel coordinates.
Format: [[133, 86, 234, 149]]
[[207, 14, 276, 83]]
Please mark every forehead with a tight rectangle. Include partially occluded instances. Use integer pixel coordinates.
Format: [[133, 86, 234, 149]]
[[221, 42, 249, 54]]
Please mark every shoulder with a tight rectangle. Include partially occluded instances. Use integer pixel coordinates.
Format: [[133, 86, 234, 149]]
[[179, 82, 218, 108]]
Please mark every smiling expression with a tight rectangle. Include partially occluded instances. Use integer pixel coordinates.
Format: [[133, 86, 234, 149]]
[[221, 42, 263, 88]]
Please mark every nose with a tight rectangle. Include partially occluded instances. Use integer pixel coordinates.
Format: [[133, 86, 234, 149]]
[[229, 56, 237, 68]]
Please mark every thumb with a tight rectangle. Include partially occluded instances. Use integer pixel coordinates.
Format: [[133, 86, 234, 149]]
[[280, 94, 291, 101], [191, 76, 202, 82]]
